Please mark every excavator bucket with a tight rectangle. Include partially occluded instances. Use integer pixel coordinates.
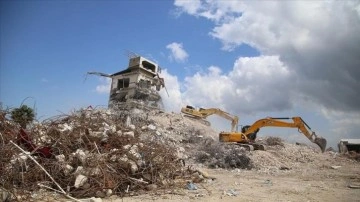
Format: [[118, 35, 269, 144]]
[[314, 136, 327, 152]]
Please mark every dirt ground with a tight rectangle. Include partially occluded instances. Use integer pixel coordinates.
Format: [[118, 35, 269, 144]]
[[25, 143, 360, 202], [109, 154, 360, 202]]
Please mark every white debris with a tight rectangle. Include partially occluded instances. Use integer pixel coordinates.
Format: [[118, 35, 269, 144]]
[[116, 130, 122, 136], [102, 122, 110, 130], [129, 160, 138, 174], [129, 124, 136, 130], [128, 145, 142, 159], [125, 116, 131, 127], [74, 174, 88, 188], [105, 189, 113, 197], [11, 152, 29, 164], [147, 124, 156, 130], [88, 167, 101, 176], [110, 155, 117, 162], [176, 147, 187, 159], [123, 145, 131, 150], [64, 164, 73, 175], [89, 131, 103, 138], [75, 166, 84, 175], [118, 155, 129, 165], [101, 133, 109, 142], [60, 123, 73, 132], [55, 154, 65, 162], [92, 197, 102, 202], [123, 131, 134, 138], [75, 149, 87, 164]]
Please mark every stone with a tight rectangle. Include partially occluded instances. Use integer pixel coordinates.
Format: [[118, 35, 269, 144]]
[[105, 189, 113, 197], [116, 130, 122, 136], [123, 131, 135, 138], [74, 174, 88, 188], [89, 197, 102, 202], [64, 164, 73, 175], [95, 190, 106, 198], [129, 124, 136, 130], [148, 124, 156, 130], [55, 154, 65, 162]]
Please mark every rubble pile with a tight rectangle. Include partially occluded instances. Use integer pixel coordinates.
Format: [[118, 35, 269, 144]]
[[0, 107, 195, 199], [145, 110, 255, 169], [194, 142, 253, 169], [344, 151, 360, 161], [2, 105, 357, 200]]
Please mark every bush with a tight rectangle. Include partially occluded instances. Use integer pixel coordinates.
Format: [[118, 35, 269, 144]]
[[10, 105, 35, 128]]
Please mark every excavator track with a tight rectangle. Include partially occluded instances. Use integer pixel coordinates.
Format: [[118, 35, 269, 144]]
[[236, 143, 266, 151]]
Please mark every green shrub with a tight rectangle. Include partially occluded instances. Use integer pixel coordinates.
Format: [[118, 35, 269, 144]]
[[10, 105, 35, 128]]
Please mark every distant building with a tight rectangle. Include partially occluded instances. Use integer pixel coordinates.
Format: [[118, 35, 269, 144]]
[[88, 55, 165, 109], [338, 139, 360, 153]]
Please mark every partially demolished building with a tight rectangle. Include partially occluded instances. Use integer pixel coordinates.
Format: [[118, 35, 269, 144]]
[[88, 55, 166, 109], [338, 139, 360, 154]]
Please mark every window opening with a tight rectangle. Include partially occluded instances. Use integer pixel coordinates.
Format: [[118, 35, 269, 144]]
[[117, 78, 130, 89]]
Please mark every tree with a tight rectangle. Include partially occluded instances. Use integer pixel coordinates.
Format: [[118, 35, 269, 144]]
[[10, 105, 35, 128]]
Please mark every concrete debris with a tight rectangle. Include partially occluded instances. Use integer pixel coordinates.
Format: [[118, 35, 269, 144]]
[[186, 182, 197, 190], [225, 189, 239, 196], [1, 106, 209, 200], [1, 101, 357, 201], [74, 174, 88, 188], [348, 183, 360, 189]]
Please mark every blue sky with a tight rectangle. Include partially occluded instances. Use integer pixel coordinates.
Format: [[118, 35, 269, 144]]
[[1, 0, 360, 149]]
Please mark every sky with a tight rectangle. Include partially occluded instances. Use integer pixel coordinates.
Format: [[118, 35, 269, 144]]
[[1, 0, 360, 149]]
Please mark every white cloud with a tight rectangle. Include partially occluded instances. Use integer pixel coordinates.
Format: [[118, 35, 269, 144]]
[[174, 0, 202, 15], [166, 42, 189, 63], [174, 0, 360, 113], [95, 77, 111, 94], [182, 56, 293, 114], [172, 0, 360, 148], [161, 55, 293, 114], [158, 69, 183, 112], [320, 108, 360, 148]]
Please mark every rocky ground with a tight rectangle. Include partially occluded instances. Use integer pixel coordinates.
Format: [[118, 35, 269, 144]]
[[1, 106, 359, 202]]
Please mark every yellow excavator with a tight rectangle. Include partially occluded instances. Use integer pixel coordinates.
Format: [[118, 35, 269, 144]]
[[219, 117, 327, 152], [181, 105, 238, 132]]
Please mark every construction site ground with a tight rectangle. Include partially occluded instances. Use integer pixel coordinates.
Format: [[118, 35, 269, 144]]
[[116, 158, 360, 202], [1, 107, 359, 202]]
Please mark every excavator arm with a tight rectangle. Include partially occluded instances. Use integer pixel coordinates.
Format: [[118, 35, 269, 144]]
[[199, 108, 239, 132], [220, 117, 327, 152], [181, 106, 239, 132]]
